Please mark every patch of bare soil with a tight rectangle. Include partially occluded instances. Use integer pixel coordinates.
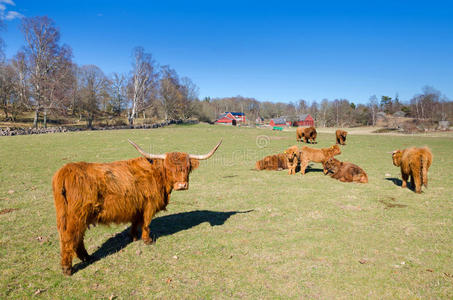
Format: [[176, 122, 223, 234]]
[[379, 197, 407, 209], [0, 208, 17, 215]]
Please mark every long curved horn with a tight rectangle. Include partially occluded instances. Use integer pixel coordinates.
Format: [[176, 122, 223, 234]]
[[128, 139, 166, 160], [189, 139, 222, 160]]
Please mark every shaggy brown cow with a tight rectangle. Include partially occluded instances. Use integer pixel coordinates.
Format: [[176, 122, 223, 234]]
[[336, 129, 347, 145], [255, 153, 288, 171], [323, 158, 368, 183], [53, 140, 222, 275], [296, 126, 317, 144], [391, 147, 433, 193], [284, 146, 301, 175], [299, 144, 341, 174]]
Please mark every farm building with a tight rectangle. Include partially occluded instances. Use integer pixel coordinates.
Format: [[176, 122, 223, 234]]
[[269, 118, 287, 127], [292, 114, 315, 127], [215, 112, 246, 125]]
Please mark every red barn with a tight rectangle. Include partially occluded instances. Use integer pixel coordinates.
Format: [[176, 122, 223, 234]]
[[269, 118, 287, 127], [216, 112, 246, 125], [292, 114, 315, 127]]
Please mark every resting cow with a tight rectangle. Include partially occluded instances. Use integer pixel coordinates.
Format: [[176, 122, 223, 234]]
[[391, 147, 432, 193], [296, 126, 317, 144], [52, 139, 222, 275], [335, 129, 347, 145], [323, 158, 368, 183], [299, 144, 341, 174], [255, 153, 288, 170], [284, 146, 301, 175]]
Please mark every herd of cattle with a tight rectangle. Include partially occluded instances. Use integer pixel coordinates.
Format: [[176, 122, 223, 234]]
[[51, 127, 433, 275]]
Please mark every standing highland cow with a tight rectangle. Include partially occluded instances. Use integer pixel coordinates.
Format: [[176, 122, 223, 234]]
[[336, 129, 347, 145], [323, 158, 368, 183], [284, 146, 301, 175], [299, 144, 341, 174], [296, 126, 317, 144], [391, 147, 433, 193], [52, 139, 222, 275]]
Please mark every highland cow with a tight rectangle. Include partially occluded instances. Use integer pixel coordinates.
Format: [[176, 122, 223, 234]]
[[255, 153, 288, 170], [336, 129, 347, 145], [323, 158, 368, 183], [391, 147, 433, 193], [296, 126, 317, 144], [284, 146, 301, 175], [299, 144, 341, 174], [52, 140, 222, 275]]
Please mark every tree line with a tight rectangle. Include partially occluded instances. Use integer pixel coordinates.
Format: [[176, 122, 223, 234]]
[[0, 16, 452, 128]]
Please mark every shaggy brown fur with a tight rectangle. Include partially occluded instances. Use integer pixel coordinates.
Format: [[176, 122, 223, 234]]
[[323, 158, 368, 183], [299, 144, 341, 174], [52, 145, 221, 276], [296, 126, 317, 144], [335, 129, 348, 145], [255, 153, 288, 170], [392, 147, 433, 193], [284, 146, 301, 175]]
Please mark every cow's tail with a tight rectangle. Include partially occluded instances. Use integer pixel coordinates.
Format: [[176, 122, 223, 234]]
[[421, 155, 428, 188], [52, 170, 68, 233]]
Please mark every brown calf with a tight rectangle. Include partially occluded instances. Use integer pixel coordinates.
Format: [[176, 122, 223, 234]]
[[391, 147, 433, 193], [299, 144, 341, 174], [284, 146, 301, 175], [255, 153, 288, 170], [52, 140, 221, 275], [335, 129, 347, 145], [323, 158, 368, 183], [296, 126, 317, 144]]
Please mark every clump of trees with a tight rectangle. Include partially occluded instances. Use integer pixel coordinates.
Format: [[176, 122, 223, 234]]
[[0, 16, 198, 128], [0, 16, 452, 128]]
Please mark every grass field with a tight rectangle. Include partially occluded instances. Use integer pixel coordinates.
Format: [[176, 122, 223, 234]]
[[1, 124, 452, 298]]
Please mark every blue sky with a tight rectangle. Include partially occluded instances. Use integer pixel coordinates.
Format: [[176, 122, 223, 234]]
[[2, 0, 453, 104]]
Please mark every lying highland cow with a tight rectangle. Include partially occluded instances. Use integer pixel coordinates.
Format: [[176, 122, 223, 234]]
[[336, 129, 347, 145], [296, 126, 317, 144], [391, 147, 433, 193], [255, 153, 288, 171], [299, 144, 341, 174], [284, 146, 301, 175], [323, 158, 368, 183]]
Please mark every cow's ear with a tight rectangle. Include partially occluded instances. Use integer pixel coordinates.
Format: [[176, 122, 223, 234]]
[[190, 158, 200, 170]]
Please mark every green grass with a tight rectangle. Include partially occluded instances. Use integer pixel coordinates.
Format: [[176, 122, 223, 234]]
[[1, 124, 452, 299]]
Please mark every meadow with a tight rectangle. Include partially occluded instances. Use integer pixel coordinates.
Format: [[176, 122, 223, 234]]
[[0, 124, 452, 299]]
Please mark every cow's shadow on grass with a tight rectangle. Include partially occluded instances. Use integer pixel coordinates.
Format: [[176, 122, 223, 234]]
[[386, 177, 402, 187], [303, 165, 324, 173], [72, 210, 252, 274], [385, 177, 417, 191]]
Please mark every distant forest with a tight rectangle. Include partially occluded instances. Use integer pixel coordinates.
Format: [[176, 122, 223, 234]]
[[1, 16, 452, 128]]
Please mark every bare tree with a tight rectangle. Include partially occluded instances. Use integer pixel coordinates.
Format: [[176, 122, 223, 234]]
[[78, 65, 107, 128], [128, 47, 158, 125], [368, 95, 378, 126], [0, 63, 15, 120], [159, 65, 185, 121], [110, 72, 127, 116], [20, 16, 73, 128]]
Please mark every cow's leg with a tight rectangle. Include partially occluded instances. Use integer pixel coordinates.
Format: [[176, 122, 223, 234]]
[[142, 202, 156, 245], [413, 173, 422, 193], [401, 172, 408, 188], [75, 235, 90, 262], [300, 159, 308, 175], [60, 221, 81, 276], [304, 137, 308, 143], [131, 215, 144, 241]]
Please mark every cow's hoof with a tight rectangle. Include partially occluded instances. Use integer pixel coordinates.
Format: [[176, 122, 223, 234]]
[[62, 266, 72, 276], [143, 238, 154, 245]]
